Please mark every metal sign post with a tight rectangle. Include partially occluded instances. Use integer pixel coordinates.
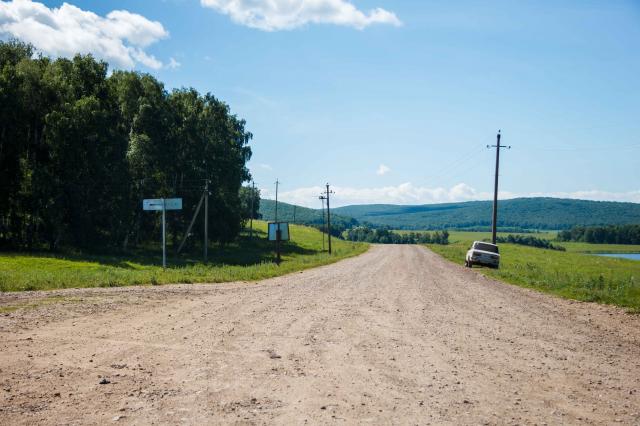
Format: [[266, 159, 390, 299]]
[[162, 199, 166, 268], [268, 222, 290, 265], [276, 229, 281, 264], [143, 198, 183, 268]]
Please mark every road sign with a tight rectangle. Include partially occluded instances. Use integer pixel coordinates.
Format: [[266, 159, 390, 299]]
[[268, 222, 290, 241], [143, 198, 182, 211], [142, 198, 183, 268]]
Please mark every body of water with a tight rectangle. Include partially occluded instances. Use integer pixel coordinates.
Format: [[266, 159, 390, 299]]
[[595, 253, 640, 261]]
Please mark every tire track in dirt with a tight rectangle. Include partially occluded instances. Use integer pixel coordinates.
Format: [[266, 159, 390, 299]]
[[1, 245, 639, 424]]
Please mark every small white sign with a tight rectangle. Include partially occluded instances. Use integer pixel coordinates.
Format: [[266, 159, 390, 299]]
[[143, 198, 182, 211]]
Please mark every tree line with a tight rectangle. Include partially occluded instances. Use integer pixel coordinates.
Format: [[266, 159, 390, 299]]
[[495, 234, 565, 251], [343, 226, 449, 245], [0, 40, 256, 251], [557, 225, 640, 245], [258, 199, 358, 238]]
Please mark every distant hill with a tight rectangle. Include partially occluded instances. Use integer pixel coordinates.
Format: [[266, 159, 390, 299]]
[[259, 199, 358, 236], [332, 198, 640, 230]]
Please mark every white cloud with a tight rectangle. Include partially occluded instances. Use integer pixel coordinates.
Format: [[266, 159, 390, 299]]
[[200, 0, 402, 31], [376, 164, 391, 176], [259, 182, 640, 208], [259, 163, 273, 171], [0, 0, 168, 69], [167, 57, 181, 69]]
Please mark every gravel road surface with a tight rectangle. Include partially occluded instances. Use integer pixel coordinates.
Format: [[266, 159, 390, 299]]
[[1, 245, 639, 425]]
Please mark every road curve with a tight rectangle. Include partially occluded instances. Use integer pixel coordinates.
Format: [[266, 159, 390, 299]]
[[1, 245, 639, 424]]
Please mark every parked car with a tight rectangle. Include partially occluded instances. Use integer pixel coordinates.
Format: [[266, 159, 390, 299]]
[[465, 241, 500, 268]]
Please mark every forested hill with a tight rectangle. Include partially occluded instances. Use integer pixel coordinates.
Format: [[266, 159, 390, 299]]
[[259, 200, 358, 237], [332, 198, 640, 230]]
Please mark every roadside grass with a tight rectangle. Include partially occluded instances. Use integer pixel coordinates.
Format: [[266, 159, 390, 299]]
[[446, 230, 640, 253], [0, 221, 368, 292], [446, 231, 557, 243], [428, 231, 640, 312], [560, 242, 640, 254]]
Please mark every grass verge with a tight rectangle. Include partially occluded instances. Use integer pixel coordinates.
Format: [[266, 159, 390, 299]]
[[427, 232, 640, 313], [0, 221, 368, 292]]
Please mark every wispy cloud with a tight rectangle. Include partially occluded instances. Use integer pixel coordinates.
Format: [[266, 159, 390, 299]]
[[0, 0, 168, 69], [200, 0, 402, 31], [259, 163, 273, 171], [167, 57, 181, 69], [376, 164, 391, 176], [260, 182, 640, 208]]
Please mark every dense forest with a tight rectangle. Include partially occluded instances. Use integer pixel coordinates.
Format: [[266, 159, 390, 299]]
[[343, 227, 449, 245], [333, 198, 640, 230], [0, 40, 257, 251], [557, 225, 640, 245]]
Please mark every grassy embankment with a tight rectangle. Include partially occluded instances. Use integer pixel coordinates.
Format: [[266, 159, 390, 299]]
[[427, 231, 640, 312], [0, 221, 368, 292]]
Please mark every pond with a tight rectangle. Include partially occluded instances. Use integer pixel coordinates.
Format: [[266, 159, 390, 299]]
[[594, 253, 640, 261]]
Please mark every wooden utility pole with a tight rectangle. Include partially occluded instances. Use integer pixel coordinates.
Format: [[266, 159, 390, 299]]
[[177, 191, 204, 254], [275, 179, 281, 264], [274, 179, 279, 223], [249, 180, 255, 239], [319, 195, 326, 251], [488, 130, 511, 244], [204, 179, 209, 262], [324, 183, 334, 254]]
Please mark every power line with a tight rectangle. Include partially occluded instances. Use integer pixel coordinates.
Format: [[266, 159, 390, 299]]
[[418, 145, 487, 186]]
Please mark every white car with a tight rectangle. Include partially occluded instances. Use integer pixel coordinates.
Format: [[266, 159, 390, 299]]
[[465, 241, 500, 268]]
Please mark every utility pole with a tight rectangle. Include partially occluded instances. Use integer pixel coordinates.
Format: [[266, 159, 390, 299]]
[[487, 130, 511, 244], [293, 205, 297, 224], [274, 179, 279, 223], [319, 195, 327, 251], [274, 179, 281, 264], [323, 183, 334, 254], [177, 192, 204, 254], [204, 179, 209, 262], [249, 180, 255, 239]]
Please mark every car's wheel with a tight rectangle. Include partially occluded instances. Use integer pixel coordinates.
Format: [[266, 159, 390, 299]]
[[464, 260, 469, 267]]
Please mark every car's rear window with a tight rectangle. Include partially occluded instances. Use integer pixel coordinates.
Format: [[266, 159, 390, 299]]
[[475, 242, 499, 253]]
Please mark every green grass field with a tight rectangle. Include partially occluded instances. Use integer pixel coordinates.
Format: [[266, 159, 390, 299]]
[[446, 230, 640, 253], [0, 221, 368, 292], [428, 231, 640, 312]]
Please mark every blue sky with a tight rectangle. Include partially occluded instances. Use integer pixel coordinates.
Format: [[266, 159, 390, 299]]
[[2, 0, 639, 206]]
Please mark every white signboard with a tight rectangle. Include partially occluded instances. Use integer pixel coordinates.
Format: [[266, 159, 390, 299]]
[[143, 198, 182, 211], [268, 222, 290, 241]]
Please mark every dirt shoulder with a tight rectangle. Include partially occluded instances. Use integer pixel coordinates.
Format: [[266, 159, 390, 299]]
[[1, 245, 639, 424]]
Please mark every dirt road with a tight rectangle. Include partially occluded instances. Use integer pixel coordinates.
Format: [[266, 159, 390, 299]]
[[1, 245, 639, 425]]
